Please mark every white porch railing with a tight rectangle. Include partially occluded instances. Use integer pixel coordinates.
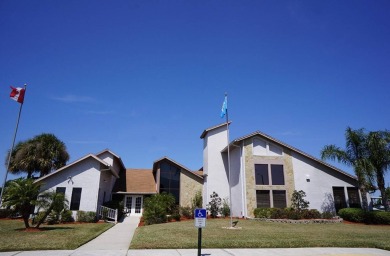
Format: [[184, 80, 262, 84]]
[[98, 205, 118, 224]]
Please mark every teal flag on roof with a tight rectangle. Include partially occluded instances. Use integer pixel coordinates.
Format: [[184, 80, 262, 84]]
[[220, 95, 227, 118]]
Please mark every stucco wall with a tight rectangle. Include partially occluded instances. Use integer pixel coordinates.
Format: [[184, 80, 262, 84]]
[[202, 125, 230, 208], [180, 171, 203, 208], [292, 152, 358, 212], [38, 158, 102, 214]]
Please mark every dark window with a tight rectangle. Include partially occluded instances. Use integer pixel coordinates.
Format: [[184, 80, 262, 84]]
[[271, 165, 285, 185], [255, 164, 269, 185], [56, 187, 66, 194], [256, 190, 270, 208], [333, 187, 346, 212], [347, 187, 361, 208], [273, 190, 287, 208], [70, 188, 82, 210], [159, 161, 181, 203]]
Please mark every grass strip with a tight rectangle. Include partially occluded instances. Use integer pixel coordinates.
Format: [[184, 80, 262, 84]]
[[0, 219, 113, 251], [130, 219, 390, 250]]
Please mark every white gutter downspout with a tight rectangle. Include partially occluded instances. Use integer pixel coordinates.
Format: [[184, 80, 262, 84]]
[[241, 140, 247, 218]]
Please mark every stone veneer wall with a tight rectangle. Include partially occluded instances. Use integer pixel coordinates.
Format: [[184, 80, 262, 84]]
[[244, 138, 296, 218], [180, 171, 203, 208]]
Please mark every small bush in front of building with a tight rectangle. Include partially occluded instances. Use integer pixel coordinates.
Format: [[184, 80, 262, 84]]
[[254, 208, 274, 218], [77, 211, 97, 223], [61, 210, 74, 223], [143, 192, 175, 225], [180, 206, 193, 219], [338, 208, 365, 223], [321, 211, 335, 219], [291, 190, 310, 211], [301, 209, 321, 219], [172, 213, 181, 221], [366, 211, 390, 225], [221, 198, 230, 217], [207, 192, 222, 218], [32, 211, 47, 225]]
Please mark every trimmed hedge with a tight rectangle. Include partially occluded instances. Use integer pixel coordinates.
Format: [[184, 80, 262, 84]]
[[254, 208, 326, 220], [77, 211, 97, 223], [338, 208, 390, 225]]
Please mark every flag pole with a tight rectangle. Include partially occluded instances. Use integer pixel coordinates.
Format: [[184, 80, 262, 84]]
[[0, 84, 27, 207], [225, 93, 233, 228]]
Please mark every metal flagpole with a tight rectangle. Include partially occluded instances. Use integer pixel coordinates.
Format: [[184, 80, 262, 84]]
[[225, 93, 233, 228], [0, 84, 27, 207]]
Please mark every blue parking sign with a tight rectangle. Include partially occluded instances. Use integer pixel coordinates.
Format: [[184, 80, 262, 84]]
[[194, 208, 206, 228], [195, 208, 206, 218]]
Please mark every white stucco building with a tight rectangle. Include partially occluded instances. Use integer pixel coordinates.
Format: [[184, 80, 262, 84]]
[[201, 123, 363, 218]]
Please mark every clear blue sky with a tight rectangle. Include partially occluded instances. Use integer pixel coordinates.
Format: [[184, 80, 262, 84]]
[[1, 1, 389, 188]]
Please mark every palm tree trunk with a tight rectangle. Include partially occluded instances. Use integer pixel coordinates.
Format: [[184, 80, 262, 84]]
[[22, 213, 30, 229], [359, 185, 369, 211], [377, 175, 388, 211]]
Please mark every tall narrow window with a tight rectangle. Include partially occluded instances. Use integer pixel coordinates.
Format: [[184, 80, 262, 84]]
[[256, 190, 270, 208], [332, 187, 346, 212], [56, 187, 66, 194], [255, 164, 269, 185], [271, 165, 285, 185], [347, 187, 361, 208], [159, 161, 181, 203], [70, 188, 82, 210], [273, 190, 287, 208]]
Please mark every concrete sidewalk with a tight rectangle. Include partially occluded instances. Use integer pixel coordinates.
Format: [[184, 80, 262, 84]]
[[0, 248, 388, 256]]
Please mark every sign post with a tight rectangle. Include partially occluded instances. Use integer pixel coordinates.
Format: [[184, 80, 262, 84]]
[[194, 208, 206, 256]]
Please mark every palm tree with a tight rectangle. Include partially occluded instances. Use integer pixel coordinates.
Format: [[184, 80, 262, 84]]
[[366, 131, 390, 211], [7, 133, 70, 178], [34, 191, 69, 228], [2, 178, 41, 229], [321, 127, 372, 211]]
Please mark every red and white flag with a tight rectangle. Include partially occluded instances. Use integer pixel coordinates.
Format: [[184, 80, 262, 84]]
[[10, 86, 25, 103]]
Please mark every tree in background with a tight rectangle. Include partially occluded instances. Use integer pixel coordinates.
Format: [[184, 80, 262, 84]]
[[7, 133, 69, 178], [321, 127, 372, 211], [366, 131, 390, 211]]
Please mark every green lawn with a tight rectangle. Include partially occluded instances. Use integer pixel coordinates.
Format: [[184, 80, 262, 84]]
[[130, 219, 390, 250], [0, 219, 113, 251]]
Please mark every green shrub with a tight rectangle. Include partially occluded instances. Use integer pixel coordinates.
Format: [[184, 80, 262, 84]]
[[46, 211, 60, 225], [270, 208, 287, 219], [191, 190, 203, 209], [301, 209, 321, 219], [285, 208, 301, 220], [338, 208, 365, 223], [291, 190, 310, 211], [254, 208, 275, 218], [77, 211, 97, 223], [364, 211, 390, 225], [172, 213, 181, 221], [180, 206, 193, 219], [143, 193, 175, 225], [207, 192, 221, 218], [61, 210, 74, 223], [321, 211, 335, 219], [32, 211, 47, 225], [221, 198, 230, 217]]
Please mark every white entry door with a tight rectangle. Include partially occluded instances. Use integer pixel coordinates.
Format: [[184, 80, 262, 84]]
[[125, 195, 143, 216]]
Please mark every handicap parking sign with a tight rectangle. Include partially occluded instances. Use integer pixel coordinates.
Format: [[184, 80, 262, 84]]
[[194, 208, 206, 228]]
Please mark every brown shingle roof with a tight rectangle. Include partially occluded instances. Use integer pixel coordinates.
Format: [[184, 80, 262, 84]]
[[121, 169, 157, 194]]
